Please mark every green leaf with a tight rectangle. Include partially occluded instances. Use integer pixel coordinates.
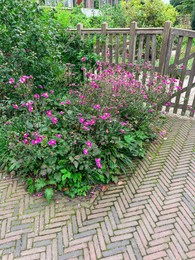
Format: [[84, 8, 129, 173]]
[[124, 134, 135, 144], [35, 178, 46, 191], [44, 187, 54, 203]]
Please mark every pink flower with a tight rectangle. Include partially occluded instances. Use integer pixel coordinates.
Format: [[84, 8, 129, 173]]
[[120, 129, 125, 134], [83, 148, 88, 155], [86, 140, 92, 148], [83, 126, 90, 131], [13, 104, 19, 109], [149, 109, 154, 113], [60, 102, 65, 105], [56, 134, 62, 138], [99, 113, 110, 120], [31, 139, 37, 145], [51, 117, 58, 124], [48, 139, 56, 146], [50, 90, 54, 94], [28, 106, 33, 112], [46, 110, 52, 117], [34, 94, 40, 99], [81, 57, 87, 62], [180, 65, 185, 69], [95, 158, 102, 169], [19, 76, 27, 83], [9, 78, 15, 84], [24, 133, 29, 138], [176, 86, 182, 91], [94, 104, 101, 110], [66, 100, 71, 105], [59, 111, 64, 115], [23, 139, 29, 144], [5, 121, 11, 125], [165, 102, 171, 107], [41, 92, 49, 98], [79, 118, 85, 123]]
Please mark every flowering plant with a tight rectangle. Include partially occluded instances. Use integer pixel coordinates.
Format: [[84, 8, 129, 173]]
[[0, 62, 181, 202]]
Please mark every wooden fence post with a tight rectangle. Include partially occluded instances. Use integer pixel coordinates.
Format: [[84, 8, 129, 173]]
[[77, 23, 83, 37], [159, 21, 172, 75], [101, 22, 108, 62], [129, 21, 137, 63]]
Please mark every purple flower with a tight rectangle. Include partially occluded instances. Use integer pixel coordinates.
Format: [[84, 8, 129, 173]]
[[94, 104, 101, 110], [83, 126, 90, 131], [5, 121, 11, 125], [9, 78, 15, 84], [95, 158, 102, 169], [48, 139, 56, 146], [79, 117, 85, 124], [46, 110, 52, 117], [99, 113, 110, 120], [34, 94, 40, 99], [31, 139, 37, 145], [13, 104, 19, 109], [24, 133, 29, 138], [59, 111, 65, 115], [56, 134, 62, 138], [66, 100, 71, 105], [86, 140, 92, 148], [176, 86, 182, 91], [41, 92, 49, 98], [165, 102, 171, 107], [149, 109, 154, 113], [28, 106, 33, 112], [81, 57, 87, 62], [83, 148, 88, 155], [51, 117, 58, 124], [23, 139, 29, 144]]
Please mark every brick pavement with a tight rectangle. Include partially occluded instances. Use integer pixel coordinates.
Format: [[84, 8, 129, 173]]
[[0, 117, 195, 260]]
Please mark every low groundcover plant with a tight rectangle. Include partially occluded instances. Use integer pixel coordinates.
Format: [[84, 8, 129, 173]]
[[0, 62, 181, 202]]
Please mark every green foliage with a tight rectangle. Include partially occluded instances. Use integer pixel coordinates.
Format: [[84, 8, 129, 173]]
[[0, 63, 181, 202], [121, 0, 178, 27], [191, 2, 195, 30], [170, 0, 193, 14]]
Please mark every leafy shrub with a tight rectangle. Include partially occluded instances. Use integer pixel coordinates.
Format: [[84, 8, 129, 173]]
[[121, 0, 178, 27], [0, 0, 99, 87], [0, 62, 181, 202]]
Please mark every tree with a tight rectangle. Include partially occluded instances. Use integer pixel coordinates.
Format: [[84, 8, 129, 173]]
[[170, 0, 193, 14]]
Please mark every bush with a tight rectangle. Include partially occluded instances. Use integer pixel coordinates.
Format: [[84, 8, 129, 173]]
[[0, 1, 99, 87], [121, 0, 178, 27], [0, 62, 181, 202]]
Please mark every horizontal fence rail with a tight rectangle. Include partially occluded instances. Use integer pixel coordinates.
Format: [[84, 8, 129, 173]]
[[69, 22, 195, 117]]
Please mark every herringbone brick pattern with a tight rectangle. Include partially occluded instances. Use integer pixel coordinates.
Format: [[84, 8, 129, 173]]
[[0, 117, 195, 260]]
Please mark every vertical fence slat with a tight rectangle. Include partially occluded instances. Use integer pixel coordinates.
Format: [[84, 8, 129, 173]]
[[182, 56, 195, 115], [129, 22, 137, 63], [122, 34, 127, 63], [137, 35, 144, 63], [151, 35, 157, 68], [159, 21, 172, 74], [109, 34, 113, 63], [189, 93, 195, 117], [96, 37, 100, 55], [180, 37, 193, 83], [101, 22, 108, 62], [173, 36, 183, 67], [115, 34, 119, 64], [145, 35, 151, 61], [164, 31, 175, 75], [77, 23, 83, 37]]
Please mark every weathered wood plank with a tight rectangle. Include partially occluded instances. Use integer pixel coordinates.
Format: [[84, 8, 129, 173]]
[[145, 35, 151, 61], [137, 35, 144, 63], [115, 34, 119, 64], [181, 56, 195, 115], [159, 21, 172, 74], [122, 34, 127, 63], [109, 34, 113, 63], [172, 28, 195, 38], [129, 22, 137, 63], [151, 35, 157, 68]]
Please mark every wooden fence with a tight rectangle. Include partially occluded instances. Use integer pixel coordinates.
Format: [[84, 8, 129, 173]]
[[71, 22, 195, 117]]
